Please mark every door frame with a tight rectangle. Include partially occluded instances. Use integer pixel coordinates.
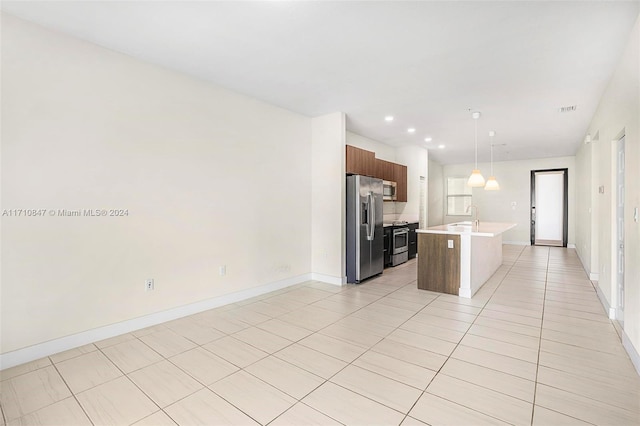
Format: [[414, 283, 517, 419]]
[[614, 136, 625, 325], [530, 168, 569, 247]]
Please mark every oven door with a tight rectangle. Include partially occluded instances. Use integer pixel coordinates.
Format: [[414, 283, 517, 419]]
[[392, 227, 409, 254]]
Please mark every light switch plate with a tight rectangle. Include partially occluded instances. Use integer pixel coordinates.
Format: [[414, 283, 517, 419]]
[[634, 207, 638, 223], [447, 239, 454, 249]]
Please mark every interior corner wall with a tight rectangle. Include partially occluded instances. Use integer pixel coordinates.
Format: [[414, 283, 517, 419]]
[[581, 15, 640, 361], [1, 14, 313, 356], [442, 156, 576, 245], [428, 159, 444, 226], [311, 113, 346, 284], [575, 142, 594, 276]]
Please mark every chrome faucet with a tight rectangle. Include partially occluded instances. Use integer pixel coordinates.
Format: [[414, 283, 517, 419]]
[[466, 204, 479, 230]]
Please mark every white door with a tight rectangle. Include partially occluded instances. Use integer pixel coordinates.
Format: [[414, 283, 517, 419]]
[[534, 171, 565, 246], [616, 137, 625, 325]]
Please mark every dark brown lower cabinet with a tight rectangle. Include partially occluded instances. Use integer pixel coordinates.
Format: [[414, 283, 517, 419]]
[[408, 223, 418, 259], [417, 233, 460, 295], [383, 227, 392, 267]]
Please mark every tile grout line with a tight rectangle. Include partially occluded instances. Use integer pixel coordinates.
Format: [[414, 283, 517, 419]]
[[101, 335, 206, 426], [48, 358, 96, 426], [303, 286, 443, 422], [529, 246, 550, 426], [264, 267, 425, 425], [92, 342, 171, 424], [398, 245, 529, 425], [526, 248, 634, 425], [0, 398, 6, 426], [138, 278, 378, 425], [262, 263, 451, 424], [203, 268, 418, 424]]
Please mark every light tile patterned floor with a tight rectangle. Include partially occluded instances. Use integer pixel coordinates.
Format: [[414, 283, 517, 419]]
[[1, 245, 639, 425]]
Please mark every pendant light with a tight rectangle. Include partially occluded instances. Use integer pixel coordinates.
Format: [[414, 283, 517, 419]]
[[485, 130, 500, 191], [467, 111, 485, 187]]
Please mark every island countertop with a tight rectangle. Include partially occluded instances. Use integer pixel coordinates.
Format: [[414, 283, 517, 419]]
[[416, 222, 516, 237]]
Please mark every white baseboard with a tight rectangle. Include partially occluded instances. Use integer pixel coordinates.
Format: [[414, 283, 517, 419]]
[[621, 329, 640, 377], [0, 273, 312, 370], [503, 241, 577, 248], [575, 246, 599, 282], [594, 283, 616, 319], [458, 288, 472, 298], [311, 272, 346, 286]]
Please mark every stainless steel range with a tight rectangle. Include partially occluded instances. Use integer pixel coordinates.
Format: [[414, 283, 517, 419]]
[[391, 221, 409, 266]]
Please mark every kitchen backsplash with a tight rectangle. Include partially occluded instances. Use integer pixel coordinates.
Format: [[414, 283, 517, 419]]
[[383, 203, 419, 224]]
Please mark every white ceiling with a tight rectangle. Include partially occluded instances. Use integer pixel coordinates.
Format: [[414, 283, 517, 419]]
[[2, 1, 638, 164]]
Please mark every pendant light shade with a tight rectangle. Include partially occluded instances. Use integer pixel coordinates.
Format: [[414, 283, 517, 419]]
[[467, 111, 485, 187], [468, 170, 486, 187], [484, 130, 500, 191], [485, 176, 500, 190]]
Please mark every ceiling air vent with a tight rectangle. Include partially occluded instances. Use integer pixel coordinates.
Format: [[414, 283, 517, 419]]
[[559, 105, 577, 113]]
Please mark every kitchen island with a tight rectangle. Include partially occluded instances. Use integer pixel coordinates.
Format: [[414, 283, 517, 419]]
[[416, 222, 516, 298]]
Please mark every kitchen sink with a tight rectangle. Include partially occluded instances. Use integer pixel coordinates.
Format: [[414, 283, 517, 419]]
[[447, 221, 473, 232]]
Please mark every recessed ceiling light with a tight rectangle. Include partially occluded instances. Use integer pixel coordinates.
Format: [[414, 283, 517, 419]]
[[438, 144, 445, 149], [384, 116, 394, 122], [424, 137, 433, 142], [408, 128, 416, 133]]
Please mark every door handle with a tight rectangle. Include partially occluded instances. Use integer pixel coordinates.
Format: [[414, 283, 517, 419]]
[[366, 193, 374, 241], [370, 192, 375, 240]]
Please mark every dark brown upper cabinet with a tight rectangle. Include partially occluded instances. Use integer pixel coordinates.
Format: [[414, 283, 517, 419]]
[[394, 163, 408, 202], [346, 145, 407, 201], [345, 145, 376, 177], [375, 159, 395, 182]]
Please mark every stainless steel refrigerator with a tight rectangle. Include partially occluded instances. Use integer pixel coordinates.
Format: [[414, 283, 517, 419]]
[[346, 175, 384, 283]]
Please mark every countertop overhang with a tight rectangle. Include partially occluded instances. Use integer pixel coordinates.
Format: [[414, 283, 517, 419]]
[[416, 222, 516, 237]]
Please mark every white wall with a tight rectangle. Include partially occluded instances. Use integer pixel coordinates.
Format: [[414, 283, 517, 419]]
[[428, 159, 444, 226], [576, 15, 640, 366], [575, 140, 595, 277], [311, 113, 346, 284], [442, 157, 576, 245], [396, 146, 428, 223], [1, 14, 314, 355]]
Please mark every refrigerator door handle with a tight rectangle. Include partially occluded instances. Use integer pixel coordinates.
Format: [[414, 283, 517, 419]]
[[369, 192, 375, 241], [365, 193, 371, 241]]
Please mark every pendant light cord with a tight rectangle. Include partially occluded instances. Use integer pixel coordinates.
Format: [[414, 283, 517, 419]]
[[490, 134, 494, 175], [474, 118, 478, 169]]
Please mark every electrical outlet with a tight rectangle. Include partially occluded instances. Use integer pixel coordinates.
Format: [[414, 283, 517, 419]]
[[219, 265, 226, 277], [145, 278, 154, 291], [448, 239, 454, 249]]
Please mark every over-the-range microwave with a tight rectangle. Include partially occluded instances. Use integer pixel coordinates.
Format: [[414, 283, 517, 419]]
[[383, 180, 397, 201]]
